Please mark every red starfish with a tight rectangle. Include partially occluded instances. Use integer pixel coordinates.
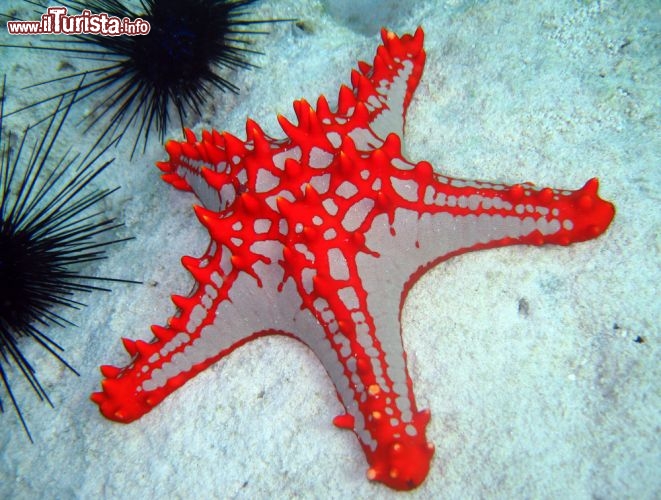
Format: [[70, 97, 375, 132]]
[[92, 28, 614, 490]]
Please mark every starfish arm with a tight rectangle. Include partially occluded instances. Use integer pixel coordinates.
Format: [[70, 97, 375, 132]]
[[264, 142, 440, 490], [155, 27, 427, 213], [356, 147, 615, 294], [302, 259, 435, 490], [157, 127, 252, 213], [354, 27, 426, 141], [90, 220, 326, 423]]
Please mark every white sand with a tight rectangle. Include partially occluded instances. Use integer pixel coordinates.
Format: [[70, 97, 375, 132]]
[[1, 0, 659, 498]]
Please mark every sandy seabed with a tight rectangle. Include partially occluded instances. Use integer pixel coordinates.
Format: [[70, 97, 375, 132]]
[[1, 1, 659, 498]]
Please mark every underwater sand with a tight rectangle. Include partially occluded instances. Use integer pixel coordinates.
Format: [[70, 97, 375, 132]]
[[1, 0, 659, 498]]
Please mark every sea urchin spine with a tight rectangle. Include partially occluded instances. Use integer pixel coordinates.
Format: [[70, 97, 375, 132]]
[[2, 0, 293, 155], [0, 76, 133, 440]]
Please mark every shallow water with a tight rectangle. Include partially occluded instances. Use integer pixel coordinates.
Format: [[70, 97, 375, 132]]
[[0, 0, 658, 498]]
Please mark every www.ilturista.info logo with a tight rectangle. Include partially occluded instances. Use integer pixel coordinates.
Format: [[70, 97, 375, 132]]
[[6, 6, 150, 36]]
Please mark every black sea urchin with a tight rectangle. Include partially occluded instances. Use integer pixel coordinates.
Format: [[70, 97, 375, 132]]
[[2, 0, 291, 155], [0, 76, 133, 440]]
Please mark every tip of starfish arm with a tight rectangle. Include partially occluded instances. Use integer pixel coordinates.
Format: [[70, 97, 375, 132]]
[[359, 27, 426, 140], [505, 176, 615, 247], [564, 177, 615, 243], [365, 439, 434, 491]]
